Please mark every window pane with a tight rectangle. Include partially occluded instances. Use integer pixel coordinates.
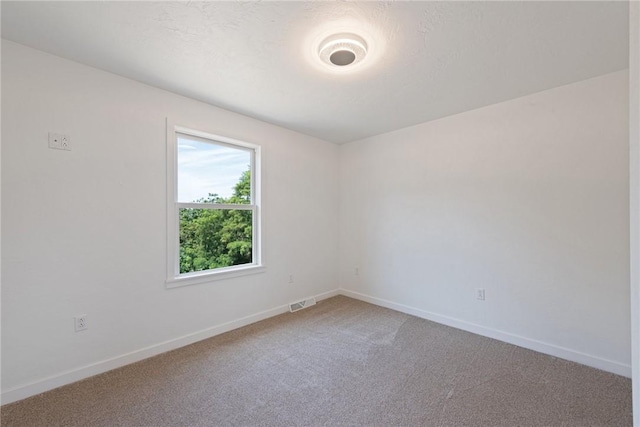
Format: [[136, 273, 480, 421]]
[[177, 134, 251, 204], [179, 208, 253, 274]]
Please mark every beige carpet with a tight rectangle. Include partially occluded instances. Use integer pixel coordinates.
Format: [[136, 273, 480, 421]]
[[1, 296, 633, 426]]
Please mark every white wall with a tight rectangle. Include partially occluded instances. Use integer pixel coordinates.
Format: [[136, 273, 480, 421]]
[[339, 70, 631, 375], [630, 1, 640, 423], [1, 40, 339, 402]]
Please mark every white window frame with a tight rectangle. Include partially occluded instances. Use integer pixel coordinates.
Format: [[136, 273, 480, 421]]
[[166, 120, 264, 288]]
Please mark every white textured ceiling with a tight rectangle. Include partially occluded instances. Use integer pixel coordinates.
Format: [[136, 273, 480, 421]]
[[1, 1, 629, 144]]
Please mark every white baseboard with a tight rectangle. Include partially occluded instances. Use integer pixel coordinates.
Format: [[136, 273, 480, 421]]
[[1, 288, 340, 405], [340, 288, 632, 378]]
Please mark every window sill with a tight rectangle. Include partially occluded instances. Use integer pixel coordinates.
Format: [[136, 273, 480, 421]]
[[166, 264, 266, 289]]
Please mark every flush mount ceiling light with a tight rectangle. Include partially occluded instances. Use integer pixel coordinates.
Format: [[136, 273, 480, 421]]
[[305, 24, 382, 74], [318, 33, 368, 69]]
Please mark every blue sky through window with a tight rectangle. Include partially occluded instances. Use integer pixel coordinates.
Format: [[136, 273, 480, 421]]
[[177, 135, 250, 203]]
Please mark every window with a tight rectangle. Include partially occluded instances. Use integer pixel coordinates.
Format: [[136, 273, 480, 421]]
[[167, 123, 262, 287]]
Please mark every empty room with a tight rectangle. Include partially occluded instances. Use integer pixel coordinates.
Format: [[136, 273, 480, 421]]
[[2, 1, 639, 426]]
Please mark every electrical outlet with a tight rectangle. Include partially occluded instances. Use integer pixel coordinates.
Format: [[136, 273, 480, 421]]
[[288, 274, 294, 284], [355, 266, 359, 276], [49, 132, 71, 151], [476, 288, 486, 301], [74, 315, 88, 332], [60, 134, 71, 151]]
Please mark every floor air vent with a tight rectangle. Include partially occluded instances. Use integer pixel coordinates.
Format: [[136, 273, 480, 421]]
[[289, 297, 317, 313]]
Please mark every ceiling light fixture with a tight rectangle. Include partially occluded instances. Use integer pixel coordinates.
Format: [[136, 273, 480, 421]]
[[318, 33, 368, 68]]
